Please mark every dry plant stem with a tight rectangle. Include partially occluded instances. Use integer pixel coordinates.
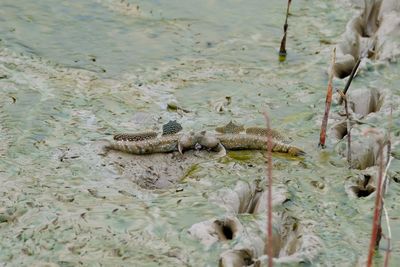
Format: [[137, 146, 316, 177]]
[[338, 58, 361, 105], [366, 144, 384, 267], [340, 37, 375, 99], [379, 108, 393, 266], [279, 0, 292, 59], [383, 204, 392, 267], [380, 155, 393, 267], [338, 90, 351, 165], [318, 47, 336, 148], [263, 112, 273, 267], [343, 58, 361, 95], [386, 106, 393, 167], [381, 156, 393, 210]]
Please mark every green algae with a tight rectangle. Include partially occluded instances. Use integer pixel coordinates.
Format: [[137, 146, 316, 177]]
[[180, 164, 200, 181], [226, 151, 255, 162]]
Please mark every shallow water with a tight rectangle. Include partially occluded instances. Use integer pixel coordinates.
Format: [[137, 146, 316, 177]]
[[0, 0, 399, 266]]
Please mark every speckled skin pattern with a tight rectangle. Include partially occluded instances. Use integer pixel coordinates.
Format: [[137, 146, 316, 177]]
[[216, 133, 304, 156], [245, 127, 291, 143], [107, 131, 305, 157], [107, 134, 180, 154], [215, 121, 245, 134], [113, 132, 158, 142]]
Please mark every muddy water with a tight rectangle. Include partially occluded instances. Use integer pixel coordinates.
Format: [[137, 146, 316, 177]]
[[0, 0, 399, 266]]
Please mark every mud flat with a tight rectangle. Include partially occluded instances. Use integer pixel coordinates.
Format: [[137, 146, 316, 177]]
[[189, 181, 322, 266], [329, 0, 400, 195]]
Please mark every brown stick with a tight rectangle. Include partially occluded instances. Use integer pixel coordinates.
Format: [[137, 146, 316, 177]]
[[366, 143, 385, 266], [279, 0, 292, 62], [263, 112, 273, 267], [338, 90, 351, 166], [318, 48, 336, 148]]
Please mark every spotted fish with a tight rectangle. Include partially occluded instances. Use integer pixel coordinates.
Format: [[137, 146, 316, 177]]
[[107, 131, 304, 157]]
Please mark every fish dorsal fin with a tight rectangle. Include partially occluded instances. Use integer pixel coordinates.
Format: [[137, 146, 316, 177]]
[[215, 121, 244, 134]]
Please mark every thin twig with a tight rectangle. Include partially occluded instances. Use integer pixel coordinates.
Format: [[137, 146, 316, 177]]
[[382, 156, 393, 197], [386, 106, 393, 168], [381, 108, 393, 267], [339, 28, 376, 102], [338, 58, 361, 105], [383, 204, 392, 267], [379, 156, 393, 267], [279, 0, 292, 62], [378, 154, 393, 252], [263, 112, 273, 267], [318, 47, 336, 148], [338, 90, 351, 166], [366, 143, 385, 267]]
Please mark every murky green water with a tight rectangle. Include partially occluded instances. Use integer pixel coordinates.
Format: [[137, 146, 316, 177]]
[[1, 0, 399, 266]]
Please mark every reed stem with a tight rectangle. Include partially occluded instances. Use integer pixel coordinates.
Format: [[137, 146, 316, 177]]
[[338, 90, 351, 165], [279, 0, 292, 62], [366, 143, 384, 266], [318, 48, 336, 148], [263, 112, 273, 267]]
